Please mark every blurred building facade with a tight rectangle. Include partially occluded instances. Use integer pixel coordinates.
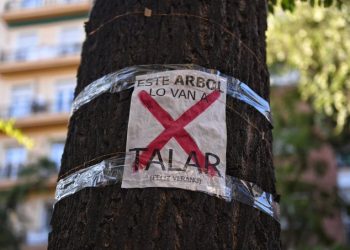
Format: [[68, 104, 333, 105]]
[[0, 0, 91, 249]]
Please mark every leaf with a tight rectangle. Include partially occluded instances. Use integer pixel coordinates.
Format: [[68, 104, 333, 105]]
[[268, 0, 342, 13], [267, 2, 350, 131]]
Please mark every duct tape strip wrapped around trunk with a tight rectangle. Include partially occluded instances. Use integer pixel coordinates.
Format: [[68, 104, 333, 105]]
[[72, 64, 273, 125], [55, 156, 280, 222]]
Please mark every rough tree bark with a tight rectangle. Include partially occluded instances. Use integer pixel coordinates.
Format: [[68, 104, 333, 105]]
[[49, 0, 280, 249]]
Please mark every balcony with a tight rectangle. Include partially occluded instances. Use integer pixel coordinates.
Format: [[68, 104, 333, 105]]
[[0, 99, 71, 128], [0, 164, 24, 180], [0, 165, 57, 190], [0, 43, 81, 74], [2, 0, 92, 25]]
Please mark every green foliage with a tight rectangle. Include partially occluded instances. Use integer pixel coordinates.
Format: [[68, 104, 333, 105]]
[[0, 158, 56, 249], [267, 2, 350, 132], [0, 208, 20, 250], [268, 0, 342, 12], [268, 3, 350, 248], [19, 158, 56, 179], [271, 87, 348, 249]]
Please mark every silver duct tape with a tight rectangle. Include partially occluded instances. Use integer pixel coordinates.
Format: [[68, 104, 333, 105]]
[[55, 156, 126, 202], [55, 156, 280, 222], [72, 64, 273, 125]]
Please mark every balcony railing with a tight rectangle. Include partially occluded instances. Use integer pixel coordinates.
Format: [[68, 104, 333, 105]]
[[0, 164, 24, 180], [0, 43, 81, 64], [0, 99, 72, 119], [4, 0, 91, 12], [0, 163, 59, 181]]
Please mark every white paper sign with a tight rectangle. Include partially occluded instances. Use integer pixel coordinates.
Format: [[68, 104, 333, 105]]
[[122, 70, 227, 197]]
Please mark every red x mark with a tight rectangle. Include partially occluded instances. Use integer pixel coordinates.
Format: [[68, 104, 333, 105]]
[[135, 89, 221, 176]]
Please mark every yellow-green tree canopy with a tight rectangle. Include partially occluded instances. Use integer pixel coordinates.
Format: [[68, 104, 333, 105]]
[[267, 2, 350, 131], [268, 0, 342, 12]]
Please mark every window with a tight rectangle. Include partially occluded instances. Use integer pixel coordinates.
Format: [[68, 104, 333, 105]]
[[59, 0, 84, 4], [1, 147, 27, 179], [26, 201, 53, 246], [59, 27, 83, 55], [16, 32, 38, 61], [50, 142, 65, 169], [60, 26, 83, 44], [21, 0, 43, 9], [337, 153, 350, 168], [54, 80, 75, 113], [10, 85, 33, 118], [44, 202, 54, 230]]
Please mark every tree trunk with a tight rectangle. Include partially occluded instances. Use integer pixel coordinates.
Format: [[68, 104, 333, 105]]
[[49, 0, 280, 249]]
